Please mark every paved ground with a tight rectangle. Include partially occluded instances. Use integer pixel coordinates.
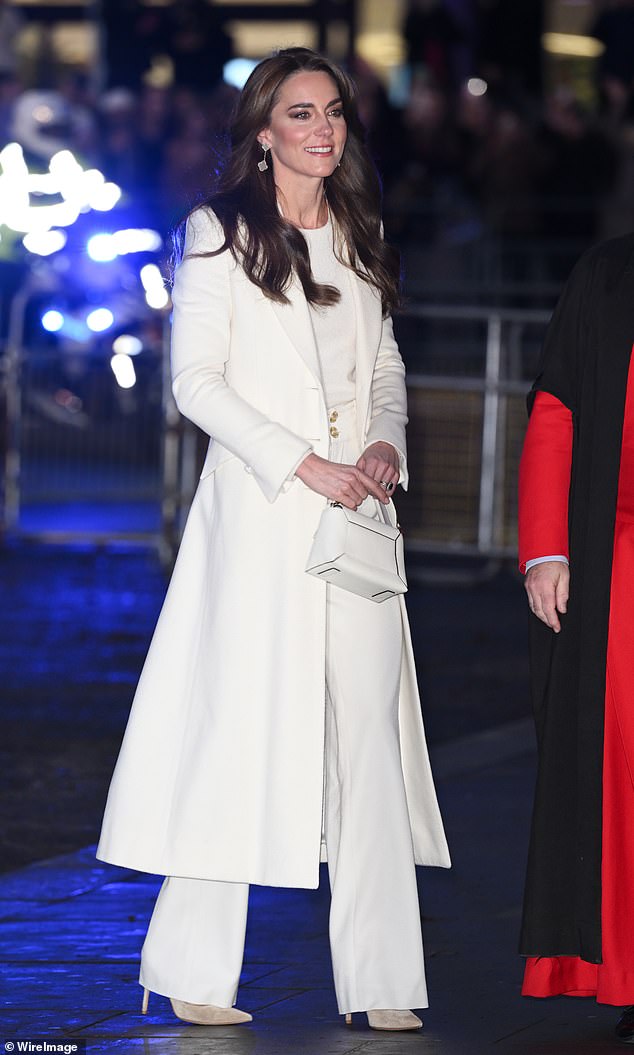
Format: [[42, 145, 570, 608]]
[[0, 744, 620, 1054], [0, 545, 624, 1052], [0, 543, 168, 873], [0, 543, 529, 874]]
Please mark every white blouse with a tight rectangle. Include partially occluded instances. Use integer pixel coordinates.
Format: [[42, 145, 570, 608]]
[[302, 216, 356, 410]]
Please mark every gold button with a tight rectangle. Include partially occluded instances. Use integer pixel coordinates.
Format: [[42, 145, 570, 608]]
[[329, 425, 339, 438], [329, 410, 338, 422]]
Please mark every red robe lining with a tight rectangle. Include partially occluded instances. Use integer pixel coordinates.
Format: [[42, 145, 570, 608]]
[[520, 381, 634, 1005]]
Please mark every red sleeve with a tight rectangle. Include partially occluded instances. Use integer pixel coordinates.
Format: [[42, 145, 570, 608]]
[[518, 390, 572, 573]]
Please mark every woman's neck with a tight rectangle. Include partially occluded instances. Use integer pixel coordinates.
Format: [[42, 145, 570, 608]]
[[276, 179, 327, 230]]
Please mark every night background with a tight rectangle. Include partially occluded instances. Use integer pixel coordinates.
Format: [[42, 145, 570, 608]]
[[1, 2, 633, 1051]]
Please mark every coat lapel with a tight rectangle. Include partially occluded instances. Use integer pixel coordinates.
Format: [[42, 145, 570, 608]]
[[268, 279, 324, 389], [267, 258, 383, 439]]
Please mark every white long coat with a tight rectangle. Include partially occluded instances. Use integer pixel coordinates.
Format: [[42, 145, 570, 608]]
[[97, 208, 450, 887]]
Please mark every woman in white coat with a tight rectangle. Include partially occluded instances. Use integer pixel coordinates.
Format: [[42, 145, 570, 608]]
[[97, 46, 449, 1032]]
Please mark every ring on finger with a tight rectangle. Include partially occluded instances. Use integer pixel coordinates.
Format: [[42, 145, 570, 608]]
[[386, 481, 395, 493]]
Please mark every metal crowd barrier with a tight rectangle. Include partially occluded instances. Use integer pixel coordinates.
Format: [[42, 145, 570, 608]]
[[1, 297, 550, 565], [0, 280, 169, 554], [394, 304, 550, 560]]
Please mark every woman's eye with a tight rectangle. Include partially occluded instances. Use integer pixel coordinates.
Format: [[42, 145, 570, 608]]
[[291, 108, 344, 120]]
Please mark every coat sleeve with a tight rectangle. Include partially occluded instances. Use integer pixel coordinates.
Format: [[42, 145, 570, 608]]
[[363, 314, 410, 489], [518, 391, 573, 573], [170, 208, 313, 503]]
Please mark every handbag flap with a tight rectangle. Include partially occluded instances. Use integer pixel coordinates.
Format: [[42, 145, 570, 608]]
[[336, 504, 401, 542]]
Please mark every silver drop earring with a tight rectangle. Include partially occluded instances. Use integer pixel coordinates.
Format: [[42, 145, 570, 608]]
[[257, 143, 270, 172]]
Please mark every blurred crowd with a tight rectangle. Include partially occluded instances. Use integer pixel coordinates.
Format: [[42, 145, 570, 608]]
[[385, 0, 634, 280], [1, 0, 634, 278]]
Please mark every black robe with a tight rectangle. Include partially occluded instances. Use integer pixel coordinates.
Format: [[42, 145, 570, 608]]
[[520, 233, 634, 964]]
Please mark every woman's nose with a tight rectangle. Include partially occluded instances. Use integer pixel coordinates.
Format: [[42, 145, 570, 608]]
[[314, 115, 334, 136]]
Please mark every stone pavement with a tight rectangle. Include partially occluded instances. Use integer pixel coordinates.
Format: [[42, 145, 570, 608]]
[[0, 732, 621, 1055], [0, 546, 623, 1052]]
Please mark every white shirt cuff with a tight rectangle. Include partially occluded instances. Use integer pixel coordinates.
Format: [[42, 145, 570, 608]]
[[525, 555, 569, 572]]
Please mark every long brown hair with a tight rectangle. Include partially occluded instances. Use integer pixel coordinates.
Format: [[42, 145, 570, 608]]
[[185, 47, 400, 316]]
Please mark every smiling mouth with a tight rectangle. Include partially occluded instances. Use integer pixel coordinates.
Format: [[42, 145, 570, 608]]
[[305, 146, 333, 155]]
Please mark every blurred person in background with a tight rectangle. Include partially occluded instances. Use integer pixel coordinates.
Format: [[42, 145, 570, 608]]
[[348, 55, 405, 191], [461, 94, 543, 245], [160, 93, 215, 223], [102, 0, 164, 92], [163, 0, 231, 96], [537, 90, 618, 277], [476, 0, 544, 103], [518, 228, 634, 1044], [96, 46, 449, 1032], [98, 84, 173, 230], [99, 89, 146, 194], [385, 76, 461, 239], [592, 0, 634, 114], [135, 83, 172, 222], [601, 92, 634, 238], [160, 82, 242, 228], [0, 70, 21, 143], [403, 0, 464, 91], [0, 0, 23, 81], [57, 71, 98, 159]]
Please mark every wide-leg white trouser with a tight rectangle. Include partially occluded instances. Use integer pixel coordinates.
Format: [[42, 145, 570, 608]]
[[139, 402, 428, 1013]]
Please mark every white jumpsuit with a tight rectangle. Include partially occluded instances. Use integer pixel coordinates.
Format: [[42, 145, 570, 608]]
[[139, 219, 430, 1014]]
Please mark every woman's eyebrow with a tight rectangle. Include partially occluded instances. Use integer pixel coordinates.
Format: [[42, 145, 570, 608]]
[[286, 97, 343, 111]]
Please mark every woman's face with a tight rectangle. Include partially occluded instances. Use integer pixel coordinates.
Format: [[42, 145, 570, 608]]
[[259, 70, 347, 185]]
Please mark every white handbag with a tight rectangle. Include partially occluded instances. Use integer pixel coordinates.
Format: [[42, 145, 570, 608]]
[[305, 501, 408, 602]]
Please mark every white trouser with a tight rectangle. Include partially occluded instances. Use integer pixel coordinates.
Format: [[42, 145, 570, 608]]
[[139, 402, 428, 1014]]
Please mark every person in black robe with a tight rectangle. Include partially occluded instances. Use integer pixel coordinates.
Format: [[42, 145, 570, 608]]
[[520, 232, 634, 1042]]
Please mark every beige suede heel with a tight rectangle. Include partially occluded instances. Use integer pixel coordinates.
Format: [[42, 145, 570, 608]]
[[345, 1009, 423, 1031], [142, 988, 252, 1025]]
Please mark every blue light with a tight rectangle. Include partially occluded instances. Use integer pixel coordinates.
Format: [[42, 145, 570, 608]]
[[41, 310, 65, 332], [87, 228, 162, 261], [223, 58, 258, 90], [87, 233, 117, 262], [86, 308, 114, 332]]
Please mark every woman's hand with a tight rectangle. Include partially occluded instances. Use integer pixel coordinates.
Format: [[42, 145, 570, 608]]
[[295, 453, 389, 509], [525, 561, 570, 633], [356, 441, 400, 496]]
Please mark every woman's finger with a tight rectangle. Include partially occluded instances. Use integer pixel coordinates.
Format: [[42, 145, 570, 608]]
[[295, 454, 392, 505], [361, 455, 398, 484], [363, 460, 399, 495], [355, 468, 390, 503]]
